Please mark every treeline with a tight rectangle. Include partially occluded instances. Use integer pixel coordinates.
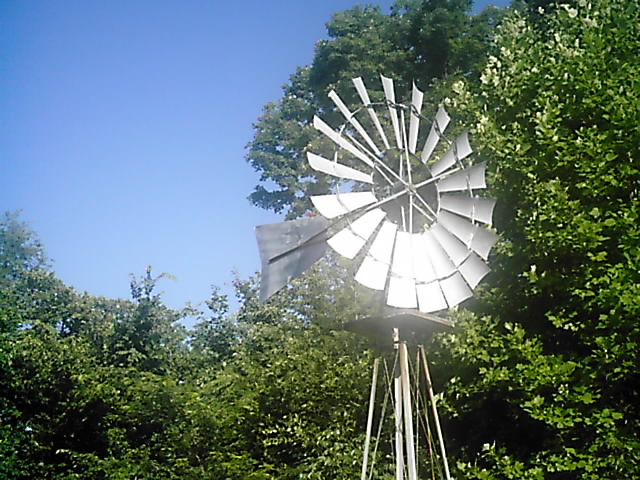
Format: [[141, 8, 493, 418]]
[[1, 211, 379, 479], [2, 0, 640, 478]]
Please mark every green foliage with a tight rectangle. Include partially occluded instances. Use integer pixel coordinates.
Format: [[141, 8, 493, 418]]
[[0, 228, 382, 479], [3, 0, 640, 478], [0, 259, 195, 479], [107, 267, 187, 373], [0, 211, 48, 289], [424, 0, 640, 477], [202, 321, 371, 479], [189, 286, 239, 367]]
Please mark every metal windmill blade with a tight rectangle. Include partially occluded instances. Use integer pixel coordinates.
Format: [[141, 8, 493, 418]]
[[305, 75, 497, 313]]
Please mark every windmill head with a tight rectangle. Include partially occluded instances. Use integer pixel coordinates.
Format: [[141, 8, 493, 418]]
[[256, 75, 497, 315]]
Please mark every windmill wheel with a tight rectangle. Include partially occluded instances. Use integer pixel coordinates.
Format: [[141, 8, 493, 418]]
[[307, 75, 497, 312]]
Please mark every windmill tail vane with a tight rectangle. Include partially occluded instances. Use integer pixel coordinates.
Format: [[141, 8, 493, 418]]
[[255, 215, 328, 303], [256, 74, 497, 311]]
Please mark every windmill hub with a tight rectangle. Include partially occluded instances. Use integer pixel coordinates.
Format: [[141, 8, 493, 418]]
[[372, 161, 439, 233]]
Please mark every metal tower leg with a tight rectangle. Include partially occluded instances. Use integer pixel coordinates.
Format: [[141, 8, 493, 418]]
[[400, 341, 418, 480], [394, 361, 405, 479], [361, 357, 379, 480], [419, 345, 452, 480], [393, 329, 404, 480]]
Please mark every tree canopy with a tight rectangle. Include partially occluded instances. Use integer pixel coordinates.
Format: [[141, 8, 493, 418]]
[[0, 211, 48, 288], [246, 0, 506, 218], [436, 0, 640, 476]]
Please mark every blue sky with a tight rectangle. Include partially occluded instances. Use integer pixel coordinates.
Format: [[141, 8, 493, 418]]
[[1, 0, 507, 321]]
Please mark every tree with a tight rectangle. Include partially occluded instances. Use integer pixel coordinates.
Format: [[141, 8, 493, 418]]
[[246, 1, 507, 219], [186, 266, 382, 479], [424, 0, 640, 477], [0, 213, 387, 478], [106, 267, 187, 373], [0, 257, 194, 478], [189, 286, 239, 368], [0, 211, 48, 289]]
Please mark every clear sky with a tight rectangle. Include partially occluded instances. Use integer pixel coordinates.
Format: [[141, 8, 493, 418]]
[[1, 0, 508, 321]]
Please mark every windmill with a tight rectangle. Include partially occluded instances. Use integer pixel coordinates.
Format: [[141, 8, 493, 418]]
[[256, 75, 497, 479]]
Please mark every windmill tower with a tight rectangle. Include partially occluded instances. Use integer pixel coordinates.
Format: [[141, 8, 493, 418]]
[[256, 75, 497, 479]]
